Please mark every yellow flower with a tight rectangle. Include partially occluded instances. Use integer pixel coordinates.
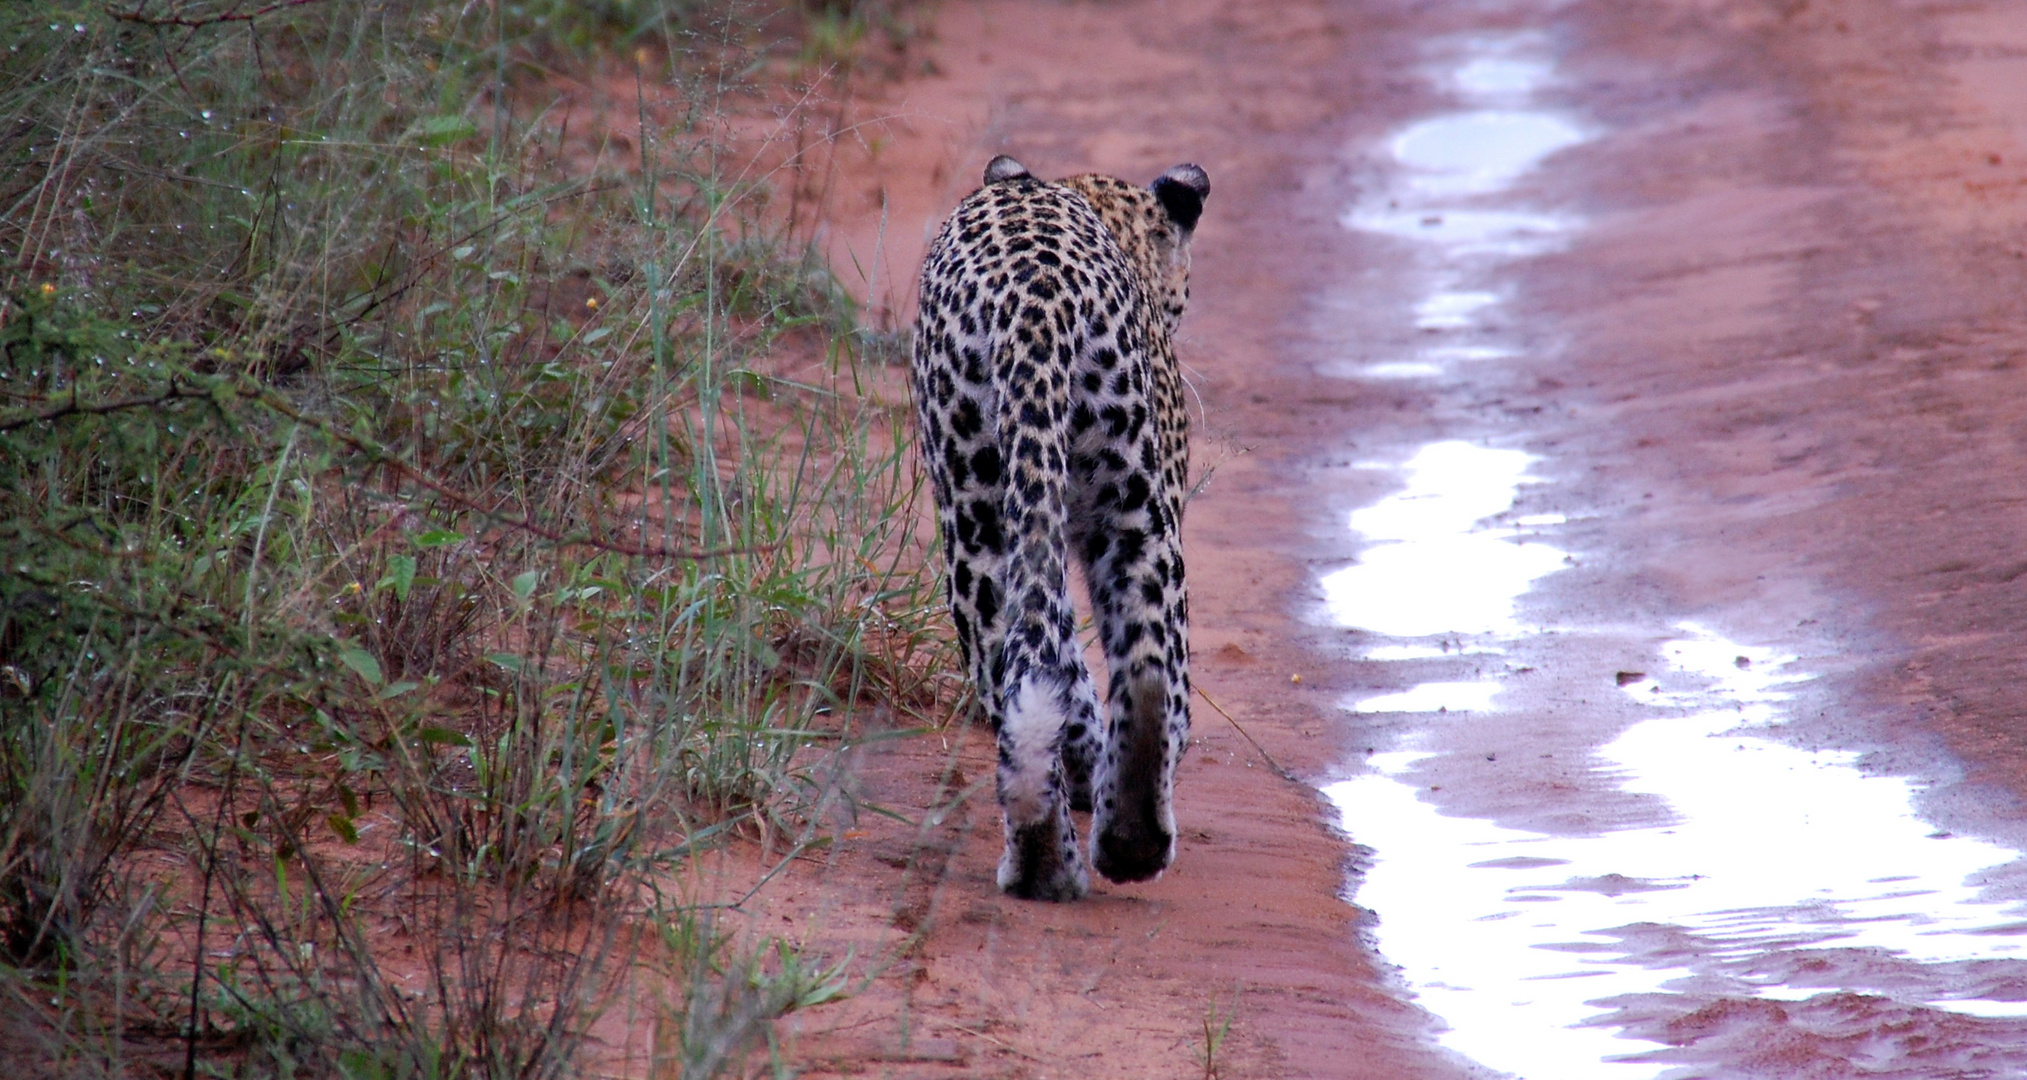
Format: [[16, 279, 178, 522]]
[[39, 282, 56, 297]]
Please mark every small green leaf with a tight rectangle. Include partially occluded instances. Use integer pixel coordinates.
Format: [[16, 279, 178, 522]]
[[414, 726, 471, 747], [413, 529, 465, 548], [486, 652, 525, 674], [337, 1047, 389, 1080], [377, 554, 416, 601], [511, 570, 540, 603], [797, 979, 850, 1009], [378, 680, 421, 700], [581, 326, 612, 344], [327, 814, 359, 845], [336, 642, 383, 686], [411, 114, 477, 147]]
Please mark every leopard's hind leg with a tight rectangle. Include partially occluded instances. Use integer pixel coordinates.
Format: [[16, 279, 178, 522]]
[[981, 333, 1104, 901], [1068, 356, 1191, 885], [919, 312, 1101, 901]]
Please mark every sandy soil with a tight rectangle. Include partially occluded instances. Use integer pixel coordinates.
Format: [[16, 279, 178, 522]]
[[622, 0, 2027, 1077], [695, 2, 1478, 1077]]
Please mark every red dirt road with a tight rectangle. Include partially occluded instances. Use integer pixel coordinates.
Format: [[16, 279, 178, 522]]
[[680, 1, 2027, 1077]]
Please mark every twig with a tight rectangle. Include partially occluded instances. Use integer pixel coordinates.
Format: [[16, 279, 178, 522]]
[[0, 381, 212, 433], [1194, 685, 1298, 783], [111, 0, 327, 29], [946, 1024, 1044, 1063]]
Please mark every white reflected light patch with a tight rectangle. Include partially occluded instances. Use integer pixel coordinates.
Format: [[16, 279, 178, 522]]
[[1345, 207, 1578, 258], [1358, 361, 1446, 379], [1353, 681, 1501, 714], [1327, 624, 2027, 1080], [1453, 55, 1555, 100], [1391, 111, 1589, 196], [1322, 441, 1565, 639], [1352, 442, 1535, 540], [1425, 344, 1516, 363], [1338, 40, 1589, 383], [1416, 290, 1501, 329]]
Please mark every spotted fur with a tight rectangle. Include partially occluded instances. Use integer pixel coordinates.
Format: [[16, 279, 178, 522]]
[[911, 155, 1209, 901]]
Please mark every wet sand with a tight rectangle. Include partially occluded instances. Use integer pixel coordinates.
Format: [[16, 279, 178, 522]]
[[723, 0, 2027, 1077]]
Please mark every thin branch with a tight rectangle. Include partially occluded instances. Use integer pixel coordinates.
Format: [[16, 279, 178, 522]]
[[111, 0, 327, 30], [1194, 685, 1298, 783], [0, 381, 212, 433]]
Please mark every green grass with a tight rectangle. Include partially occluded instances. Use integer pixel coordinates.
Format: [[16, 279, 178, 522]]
[[0, 0, 945, 1076]]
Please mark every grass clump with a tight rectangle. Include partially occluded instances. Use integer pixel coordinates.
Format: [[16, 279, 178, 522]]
[[0, 0, 947, 1076]]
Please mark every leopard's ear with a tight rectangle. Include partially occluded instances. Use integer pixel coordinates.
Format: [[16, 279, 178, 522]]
[[984, 155, 1032, 184], [1150, 163, 1209, 233]]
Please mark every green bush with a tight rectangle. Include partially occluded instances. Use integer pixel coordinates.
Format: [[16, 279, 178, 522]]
[[0, 1, 944, 1075]]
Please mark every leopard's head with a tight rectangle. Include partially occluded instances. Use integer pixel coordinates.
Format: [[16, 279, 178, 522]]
[[985, 157, 1210, 340]]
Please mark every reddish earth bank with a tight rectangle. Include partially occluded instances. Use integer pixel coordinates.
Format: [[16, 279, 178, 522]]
[[621, 1, 2027, 1077]]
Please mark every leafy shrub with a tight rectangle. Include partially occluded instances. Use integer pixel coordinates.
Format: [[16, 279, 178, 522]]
[[0, 1, 944, 1076]]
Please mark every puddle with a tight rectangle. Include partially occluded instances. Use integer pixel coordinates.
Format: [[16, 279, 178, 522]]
[[1320, 441, 1564, 639], [1389, 111, 1588, 196], [1335, 32, 1586, 380], [1453, 54, 1555, 100], [1359, 360, 1446, 379], [1415, 290, 1502, 329], [1322, 28, 2027, 1080], [1351, 680, 1500, 715], [1330, 624, 2027, 1079]]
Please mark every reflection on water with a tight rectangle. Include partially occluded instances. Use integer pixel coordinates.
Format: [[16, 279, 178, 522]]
[[1330, 624, 2027, 1080], [1391, 111, 1588, 195], [1334, 29, 1586, 381], [1321, 441, 1564, 639], [1415, 289, 1502, 329], [1346, 207, 1579, 256], [1358, 360, 1446, 379], [1351, 680, 1499, 714], [1322, 28, 2027, 1080], [1453, 54, 1555, 99]]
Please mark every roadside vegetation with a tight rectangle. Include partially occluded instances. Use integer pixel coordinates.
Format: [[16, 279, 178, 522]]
[[0, 0, 947, 1076]]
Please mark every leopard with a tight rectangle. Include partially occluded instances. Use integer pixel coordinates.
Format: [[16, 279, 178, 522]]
[[910, 154, 1210, 901]]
